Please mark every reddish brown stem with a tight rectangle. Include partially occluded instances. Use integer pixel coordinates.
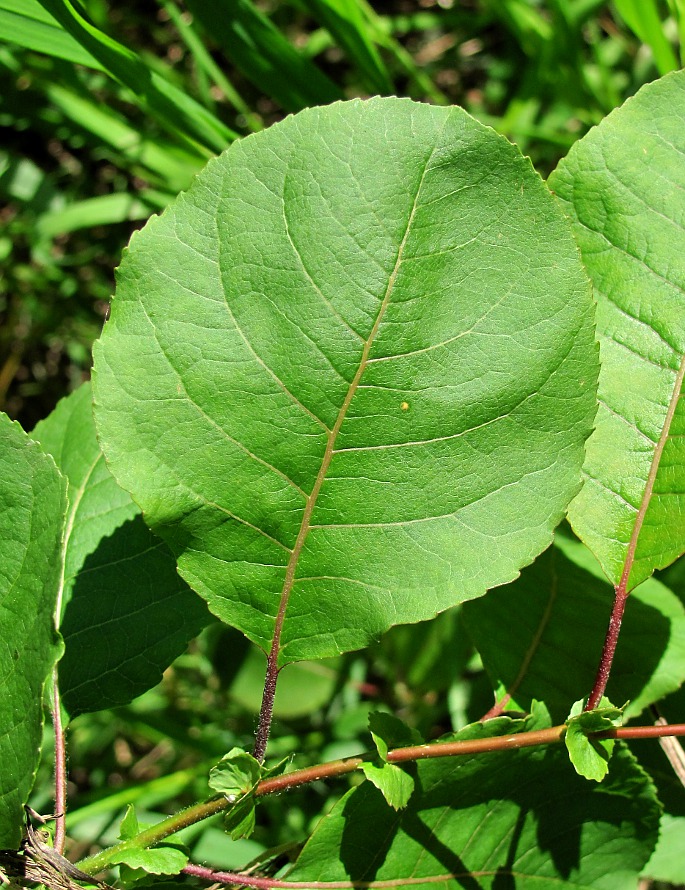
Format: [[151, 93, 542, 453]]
[[596, 723, 685, 740], [51, 668, 67, 854], [254, 655, 280, 762], [585, 586, 629, 711], [251, 175, 428, 762], [585, 355, 685, 711], [480, 695, 512, 721]]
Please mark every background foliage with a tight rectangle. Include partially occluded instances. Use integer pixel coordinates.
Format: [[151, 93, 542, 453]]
[[2, 1, 685, 888]]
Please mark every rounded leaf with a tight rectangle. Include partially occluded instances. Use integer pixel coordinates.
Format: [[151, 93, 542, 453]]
[[93, 98, 598, 663]]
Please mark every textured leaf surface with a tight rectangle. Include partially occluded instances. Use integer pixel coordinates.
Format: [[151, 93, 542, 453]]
[[288, 712, 659, 889], [0, 414, 66, 847], [33, 384, 209, 718], [549, 71, 685, 591], [93, 98, 598, 664], [463, 535, 685, 722]]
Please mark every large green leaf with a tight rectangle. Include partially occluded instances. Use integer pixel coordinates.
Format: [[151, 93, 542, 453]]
[[463, 534, 685, 722], [549, 71, 685, 591], [0, 413, 66, 847], [93, 98, 598, 664], [32, 384, 209, 718], [287, 710, 660, 889]]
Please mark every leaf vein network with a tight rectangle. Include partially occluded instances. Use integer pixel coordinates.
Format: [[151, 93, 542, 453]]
[[138, 302, 309, 499]]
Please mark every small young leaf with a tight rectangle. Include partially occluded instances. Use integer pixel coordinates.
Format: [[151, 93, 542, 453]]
[[360, 761, 414, 810], [565, 698, 624, 782], [118, 805, 140, 840], [223, 794, 256, 841], [209, 748, 261, 797], [368, 712, 422, 762], [110, 844, 188, 876]]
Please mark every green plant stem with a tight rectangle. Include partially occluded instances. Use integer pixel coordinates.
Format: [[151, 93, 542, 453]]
[[75, 721, 685, 877]]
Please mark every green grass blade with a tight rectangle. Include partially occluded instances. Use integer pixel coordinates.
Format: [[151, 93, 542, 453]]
[[613, 0, 679, 75], [159, 0, 262, 132], [356, 1, 448, 104], [0, 0, 100, 67], [35, 191, 167, 240], [300, 0, 393, 94], [37, 0, 236, 152], [44, 82, 204, 192], [184, 0, 342, 112]]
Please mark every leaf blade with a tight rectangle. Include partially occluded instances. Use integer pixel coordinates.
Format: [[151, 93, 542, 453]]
[[0, 413, 66, 847], [463, 535, 685, 722], [32, 384, 210, 718], [549, 70, 685, 591], [93, 97, 598, 664]]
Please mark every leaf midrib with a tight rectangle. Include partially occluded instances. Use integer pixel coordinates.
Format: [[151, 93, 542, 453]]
[[621, 351, 685, 592], [268, 141, 441, 661]]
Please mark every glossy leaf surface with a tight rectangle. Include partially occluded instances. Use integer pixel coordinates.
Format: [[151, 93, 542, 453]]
[[93, 98, 598, 664], [549, 71, 685, 591], [288, 711, 659, 889], [0, 414, 66, 847]]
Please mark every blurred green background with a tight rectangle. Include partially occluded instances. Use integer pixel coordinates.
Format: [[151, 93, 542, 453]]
[[2, 0, 683, 429]]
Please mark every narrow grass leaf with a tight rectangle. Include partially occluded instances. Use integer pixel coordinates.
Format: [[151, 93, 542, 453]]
[[613, 0, 679, 75], [35, 192, 164, 240], [0, 413, 66, 847], [44, 82, 204, 193], [300, 0, 393, 94], [184, 0, 342, 112], [0, 0, 100, 68], [37, 0, 235, 152], [549, 71, 685, 591]]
